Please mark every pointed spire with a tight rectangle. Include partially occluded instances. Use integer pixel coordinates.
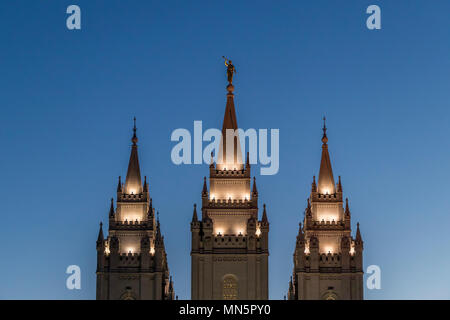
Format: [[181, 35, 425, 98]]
[[337, 176, 342, 192], [262, 204, 268, 222], [246, 151, 250, 168], [143, 176, 148, 192], [252, 177, 258, 195], [97, 222, 104, 243], [297, 222, 305, 242], [192, 204, 198, 222], [155, 213, 164, 246], [109, 198, 114, 217], [117, 176, 122, 192], [217, 80, 243, 170], [318, 117, 335, 194], [202, 176, 208, 195], [132, 117, 138, 145], [125, 118, 143, 194], [147, 197, 153, 218], [306, 198, 312, 216], [345, 198, 350, 215], [356, 222, 362, 242], [311, 176, 317, 192], [209, 151, 215, 168]]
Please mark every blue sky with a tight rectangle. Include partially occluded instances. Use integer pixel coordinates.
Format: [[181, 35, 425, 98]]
[[0, 0, 449, 299]]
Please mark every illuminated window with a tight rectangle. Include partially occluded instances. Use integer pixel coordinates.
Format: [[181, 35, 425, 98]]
[[223, 275, 238, 300]]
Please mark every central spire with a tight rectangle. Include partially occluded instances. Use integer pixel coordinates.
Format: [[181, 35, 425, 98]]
[[217, 58, 243, 170], [317, 117, 335, 194], [124, 117, 143, 194]]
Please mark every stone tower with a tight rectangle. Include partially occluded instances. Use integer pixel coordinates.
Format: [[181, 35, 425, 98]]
[[190, 82, 269, 300], [96, 120, 174, 300], [288, 120, 364, 300]]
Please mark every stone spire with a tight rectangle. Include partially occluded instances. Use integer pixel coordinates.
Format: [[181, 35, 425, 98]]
[[217, 80, 243, 169], [148, 198, 153, 218], [262, 204, 268, 223], [97, 222, 104, 243], [202, 177, 208, 196], [297, 222, 305, 243], [305, 198, 312, 216], [317, 117, 335, 194], [345, 198, 350, 215], [109, 198, 114, 217], [252, 177, 258, 195], [356, 222, 363, 243], [209, 152, 215, 168], [337, 176, 342, 192], [192, 204, 198, 222], [125, 118, 143, 194], [143, 176, 148, 192], [117, 176, 122, 192]]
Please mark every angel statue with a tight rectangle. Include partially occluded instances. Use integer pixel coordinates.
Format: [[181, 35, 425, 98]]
[[222, 56, 236, 84]]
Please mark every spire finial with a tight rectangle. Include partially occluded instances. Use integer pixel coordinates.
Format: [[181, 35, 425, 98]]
[[144, 176, 149, 192], [322, 116, 328, 144], [345, 197, 350, 215], [117, 176, 122, 192], [202, 176, 208, 195], [222, 56, 236, 90], [192, 203, 198, 222], [97, 221, 104, 243], [209, 151, 214, 168], [262, 203, 268, 223], [132, 117, 138, 145], [109, 198, 114, 216], [356, 222, 362, 242]]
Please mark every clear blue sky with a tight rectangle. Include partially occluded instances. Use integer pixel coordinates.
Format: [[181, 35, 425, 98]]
[[0, 0, 449, 299]]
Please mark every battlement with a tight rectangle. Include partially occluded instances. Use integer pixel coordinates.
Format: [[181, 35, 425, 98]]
[[309, 220, 345, 230], [301, 251, 359, 269], [319, 253, 341, 267], [206, 198, 254, 208], [311, 192, 343, 202], [109, 219, 153, 230], [211, 168, 247, 178], [118, 193, 148, 202], [117, 252, 141, 267], [213, 234, 253, 248]]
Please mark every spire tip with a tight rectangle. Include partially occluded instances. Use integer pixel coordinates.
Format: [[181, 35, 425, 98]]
[[132, 117, 138, 145], [322, 116, 328, 144]]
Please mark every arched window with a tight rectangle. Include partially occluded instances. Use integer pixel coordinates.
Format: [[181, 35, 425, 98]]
[[223, 275, 238, 300]]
